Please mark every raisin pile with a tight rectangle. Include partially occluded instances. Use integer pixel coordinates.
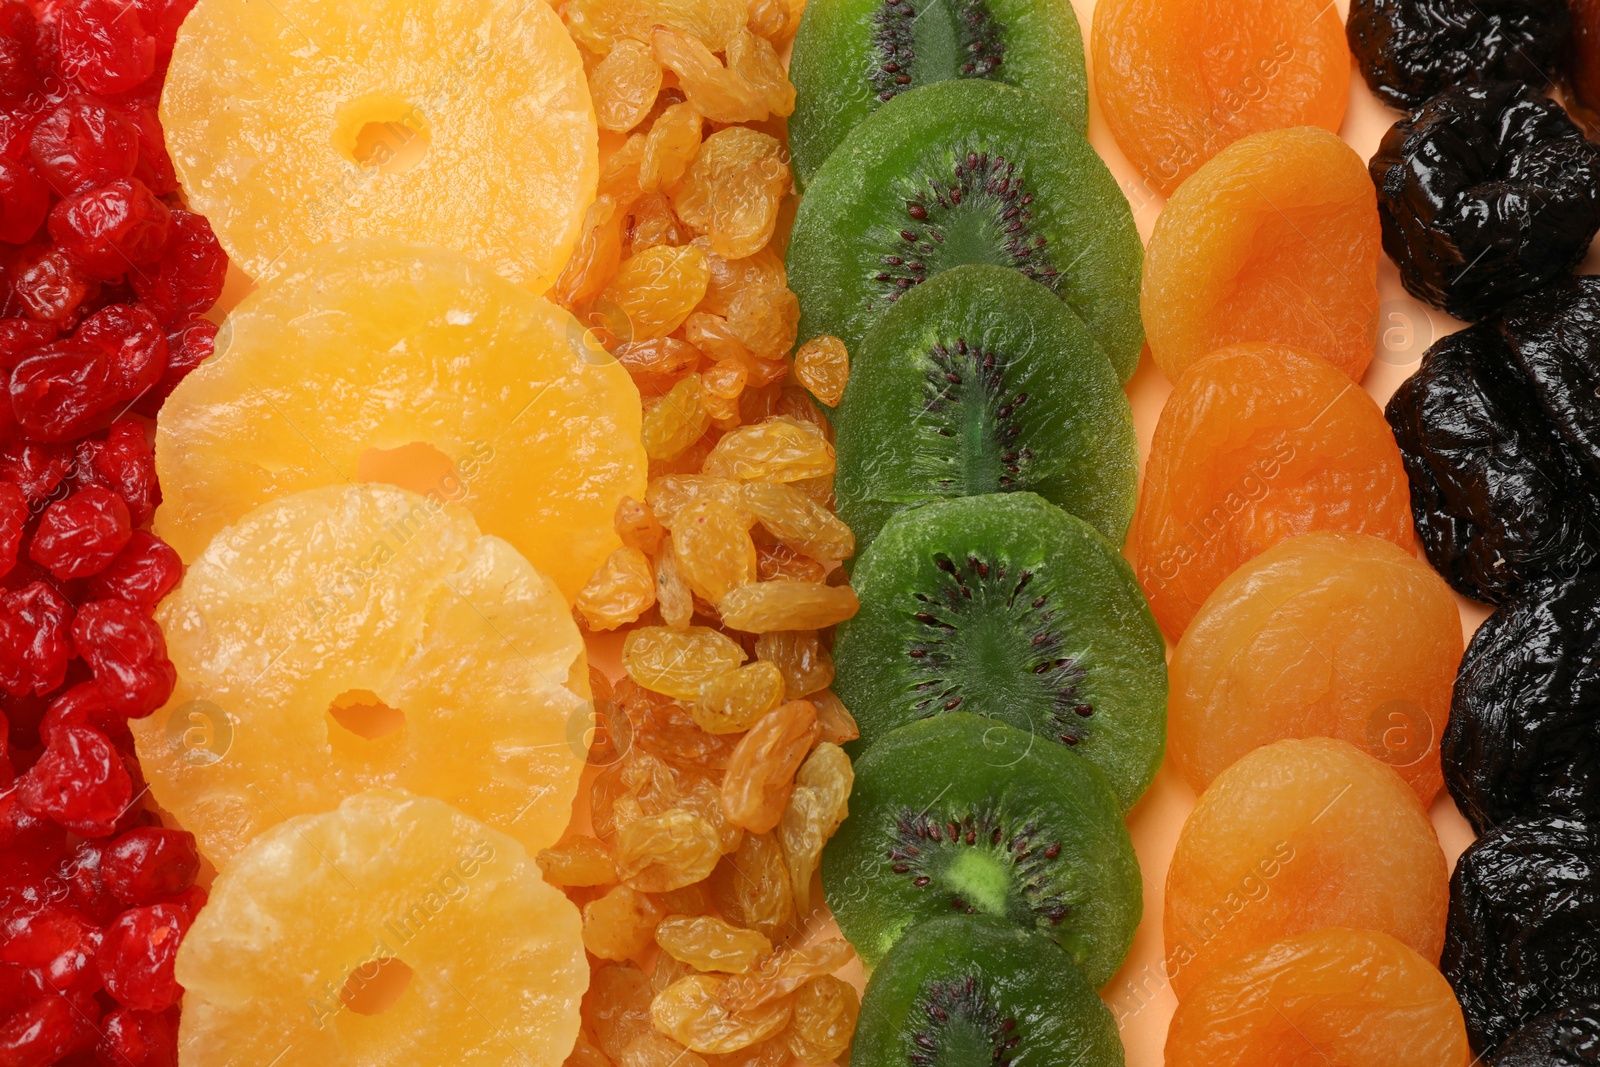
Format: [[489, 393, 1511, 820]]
[[1, 1, 228, 1063], [1370, 81, 1600, 323]]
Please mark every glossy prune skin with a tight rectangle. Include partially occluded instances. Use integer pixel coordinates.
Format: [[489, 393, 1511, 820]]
[[1494, 1003, 1600, 1066], [1384, 324, 1600, 604], [1443, 573, 1600, 834], [1371, 81, 1600, 321], [1347, 0, 1570, 111], [1496, 277, 1600, 477], [1442, 816, 1600, 1055]]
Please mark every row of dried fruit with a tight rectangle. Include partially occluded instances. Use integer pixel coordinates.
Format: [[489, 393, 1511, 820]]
[[0, 0, 229, 1062], [545, 4, 876, 1066]]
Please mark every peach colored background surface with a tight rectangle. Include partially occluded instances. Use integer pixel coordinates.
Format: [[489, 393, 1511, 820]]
[[1082, 0, 1487, 1062]]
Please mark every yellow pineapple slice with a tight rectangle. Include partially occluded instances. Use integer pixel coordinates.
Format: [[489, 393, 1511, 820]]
[[176, 790, 586, 1066], [132, 483, 589, 867], [153, 240, 645, 601], [161, 0, 596, 289]]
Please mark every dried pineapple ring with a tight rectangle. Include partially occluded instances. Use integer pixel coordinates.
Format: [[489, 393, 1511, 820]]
[[161, 0, 596, 288], [154, 240, 645, 600], [176, 790, 585, 1067], [133, 483, 589, 867]]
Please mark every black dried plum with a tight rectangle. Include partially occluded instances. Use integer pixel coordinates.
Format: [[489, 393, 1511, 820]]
[[1442, 815, 1600, 1055], [1495, 1003, 1600, 1066], [1346, 0, 1570, 111], [1370, 81, 1600, 321], [1496, 277, 1600, 477], [1442, 572, 1600, 834], [1383, 324, 1600, 604]]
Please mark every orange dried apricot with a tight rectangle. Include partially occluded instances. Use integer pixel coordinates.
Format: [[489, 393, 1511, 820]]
[[1142, 127, 1381, 382], [1166, 928, 1471, 1067], [1170, 531, 1463, 803], [1092, 0, 1349, 196], [1164, 737, 1449, 999], [1133, 344, 1415, 640]]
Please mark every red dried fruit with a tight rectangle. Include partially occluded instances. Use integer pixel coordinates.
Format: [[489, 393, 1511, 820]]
[[130, 209, 228, 327], [0, 440, 73, 505], [29, 485, 132, 580], [100, 828, 199, 907], [0, 992, 99, 1064], [0, 155, 50, 244], [29, 94, 140, 196], [132, 315, 215, 417], [98, 901, 190, 1010], [0, 582, 74, 697], [48, 177, 173, 281], [0, 3, 43, 98], [120, 100, 179, 198], [10, 303, 168, 440], [58, 0, 159, 95], [8, 243, 97, 324], [85, 531, 182, 610], [0, 481, 24, 580], [71, 598, 176, 716], [95, 1006, 179, 1067], [19, 725, 133, 837], [0, 904, 104, 996], [74, 418, 159, 526]]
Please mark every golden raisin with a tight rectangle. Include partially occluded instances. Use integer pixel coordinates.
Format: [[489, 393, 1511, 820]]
[[628, 193, 692, 254], [669, 771, 745, 853], [656, 915, 774, 973], [653, 975, 795, 1055], [615, 808, 722, 892], [640, 101, 705, 193], [623, 625, 747, 699], [704, 1040, 790, 1067], [725, 28, 796, 117], [719, 581, 859, 633], [753, 631, 833, 699], [784, 976, 859, 1065], [741, 482, 854, 562], [695, 661, 787, 734], [653, 881, 714, 917], [778, 742, 853, 914], [720, 939, 855, 1012], [647, 474, 747, 527], [616, 496, 666, 555], [793, 336, 849, 408], [538, 836, 619, 887], [591, 40, 664, 133], [652, 949, 696, 994], [708, 831, 797, 943], [567, 1028, 613, 1067], [621, 682, 744, 774], [674, 126, 792, 260], [652, 27, 771, 124], [616, 337, 701, 384], [746, 0, 791, 41], [756, 543, 829, 584], [703, 358, 750, 405], [642, 375, 711, 462], [602, 134, 647, 203], [810, 690, 859, 746], [684, 313, 782, 387], [703, 417, 835, 482], [722, 699, 821, 833], [583, 885, 664, 961], [585, 964, 656, 1060], [670, 498, 759, 604], [599, 243, 711, 341], [727, 285, 799, 361], [654, 545, 696, 630], [577, 546, 658, 630], [620, 1033, 709, 1067], [567, 0, 747, 54], [700, 246, 786, 316], [556, 194, 628, 309]]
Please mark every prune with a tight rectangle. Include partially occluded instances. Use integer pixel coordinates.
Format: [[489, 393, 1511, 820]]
[[1494, 1003, 1600, 1066], [1370, 81, 1600, 321], [1444, 572, 1600, 833], [1384, 324, 1600, 604], [1347, 0, 1571, 110], [1496, 276, 1600, 477], [1441, 815, 1600, 1054]]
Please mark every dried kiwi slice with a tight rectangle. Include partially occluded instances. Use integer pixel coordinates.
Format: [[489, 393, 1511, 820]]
[[787, 79, 1144, 382], [832, 492, 1165, 811], [851, 914, 1123, 1067], [788, 0, 1088, 187], [834, 264, 1137, 552], [820, 713, 1142, 984]]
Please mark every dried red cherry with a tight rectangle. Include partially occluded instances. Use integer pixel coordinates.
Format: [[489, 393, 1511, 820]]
[[0, 439, 73, 505], [0, 2, 43, 98], [132, 315, 214, 417], [0, 154, 49, 244], [29, 94, 139, 197], [8, 242, 96, 324], [0, 582, 74, 697], [100, 828, 198, 907], [48, 177, 172, 281], [1371, 81, 1600, 321], [85, 532, 180, 610], [29, 485, 131, 580], [97, 902, 189, 1011], [10, 303, 168, 441], [0, 904, 104, 996], [0, 991, 99, 1064], [1347, 0, 1571, 110], [0, 319, 58, 373], [74, 419, 159, 526], [129, 209, 227, 327], [95, 1005, 179, 1067], [0, 481, 24, 580], [57, 0, 158, 96], [70, 598, 175, 716]]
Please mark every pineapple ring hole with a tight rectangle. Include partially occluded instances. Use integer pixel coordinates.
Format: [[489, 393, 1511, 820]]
[[328, 689, 406, 741], [334, 93, 431, 175], [340, 957, 413, 1016], [356, 441, 466, 503]]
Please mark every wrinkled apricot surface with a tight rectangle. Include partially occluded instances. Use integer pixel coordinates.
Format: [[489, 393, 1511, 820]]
[[1133, 344, 1416, 640], [1164, 737, 1449, 999], [1143, 127, 1381, 382], [1166, 928, 1471, 1067], [1092, 0, 1349, 196], [1169, 531, 1462, 803]]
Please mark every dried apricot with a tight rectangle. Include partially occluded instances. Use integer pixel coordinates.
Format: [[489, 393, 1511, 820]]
[[1092, 0, 1350, 196], [652, 974, 795, 1054], [1170, 531, 1462, 803], [1134, 344, 1416, 640], [656, 915, 774, 973], [1164, 737, 1449, 999], [1167, 928, 1470, 1067], [1143, 127, 1381, 382], [721, 699, 821, 833]]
